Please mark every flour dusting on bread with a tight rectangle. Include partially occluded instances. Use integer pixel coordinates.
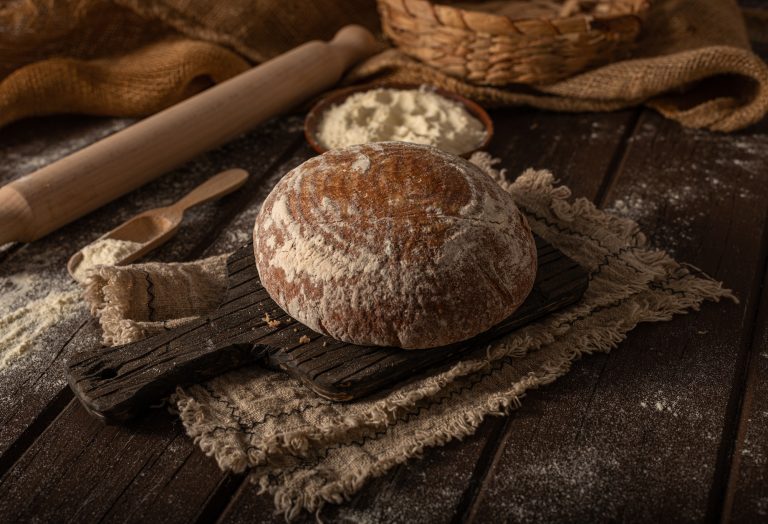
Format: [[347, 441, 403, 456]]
[[254, 142, 536, 349]]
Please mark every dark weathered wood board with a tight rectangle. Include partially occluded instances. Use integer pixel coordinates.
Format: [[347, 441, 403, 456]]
[[67, 233, 588, 421], [0, 400, 231, 524]]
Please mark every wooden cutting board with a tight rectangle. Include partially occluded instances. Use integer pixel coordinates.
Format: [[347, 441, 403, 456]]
[[67, 235, 588, 422]]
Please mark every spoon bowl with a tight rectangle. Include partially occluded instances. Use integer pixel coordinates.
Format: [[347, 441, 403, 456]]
[[108, 214, 179, 244], [67, 168, 248, 280]]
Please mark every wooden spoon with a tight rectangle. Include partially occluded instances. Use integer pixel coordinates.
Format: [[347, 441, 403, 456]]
[[67, 168, 248, 280]]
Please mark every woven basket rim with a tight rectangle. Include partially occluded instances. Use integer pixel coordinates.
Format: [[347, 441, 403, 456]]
[[380, 0, 652, 33]]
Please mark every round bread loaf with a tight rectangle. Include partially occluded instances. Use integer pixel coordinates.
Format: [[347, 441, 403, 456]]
[[253, 142, 536, 349]]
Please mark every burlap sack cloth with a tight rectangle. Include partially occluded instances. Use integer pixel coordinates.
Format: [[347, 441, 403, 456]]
[[82, 154, 735, 519], [1, 0, 767, 131]]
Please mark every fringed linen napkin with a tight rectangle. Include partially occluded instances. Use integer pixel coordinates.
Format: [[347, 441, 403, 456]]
[[82, 154, 734, 519]]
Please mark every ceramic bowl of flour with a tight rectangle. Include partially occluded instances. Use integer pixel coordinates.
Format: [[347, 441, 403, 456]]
[[305, 84, 493, 158]]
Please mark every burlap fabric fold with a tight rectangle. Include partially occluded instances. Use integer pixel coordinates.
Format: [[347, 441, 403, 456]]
[[2, 0, 767, 131], [82, 154, 734, 519]]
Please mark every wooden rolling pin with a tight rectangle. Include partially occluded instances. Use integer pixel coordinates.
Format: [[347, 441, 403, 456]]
[[0, 25, 379, 246]]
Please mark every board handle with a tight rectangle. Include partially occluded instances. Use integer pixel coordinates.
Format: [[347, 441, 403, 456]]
[[66, 318, 266, 422]]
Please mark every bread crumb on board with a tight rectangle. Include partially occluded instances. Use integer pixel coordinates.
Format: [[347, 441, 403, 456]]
[[299, 335, 311, 344], [262, 312, 282, 328]]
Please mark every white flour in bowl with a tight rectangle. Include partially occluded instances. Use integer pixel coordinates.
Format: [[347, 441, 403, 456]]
[[316, 86, 487, 155]]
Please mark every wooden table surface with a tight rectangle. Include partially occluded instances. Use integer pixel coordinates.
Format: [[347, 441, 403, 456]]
[[2, 31, 768, 524]]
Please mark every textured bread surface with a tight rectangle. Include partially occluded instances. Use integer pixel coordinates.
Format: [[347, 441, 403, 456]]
[[253, 142, 536, 349]]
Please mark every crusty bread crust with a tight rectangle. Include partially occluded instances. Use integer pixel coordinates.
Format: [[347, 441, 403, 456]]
[[254, 142, 536, 349]]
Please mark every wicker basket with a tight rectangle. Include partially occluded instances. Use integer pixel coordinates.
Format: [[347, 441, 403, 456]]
[[378, 0, 651, 85]]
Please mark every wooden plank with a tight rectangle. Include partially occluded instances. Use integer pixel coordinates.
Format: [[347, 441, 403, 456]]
[[0, 402, 226, 524], [741, 0, 768, 10], [723, 253, 768, 522], [218, 107, 641, 522], [468, 111, 768, 522], [485, 107, 640, 201], [0, 116, 137, 468], [722, 18, 768, 521]]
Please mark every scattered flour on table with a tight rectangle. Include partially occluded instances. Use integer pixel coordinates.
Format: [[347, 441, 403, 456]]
[[0, 237, 140, 370], [316, 86, 487, 155], [72, 238, 142, 283], [0, 285, 80, 369], [605, 134, 764, 255], [0, 271, 81, 370], [607, 182, 703, 253], [639, 392, 683, 417], [482, 446, 626, 522]]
